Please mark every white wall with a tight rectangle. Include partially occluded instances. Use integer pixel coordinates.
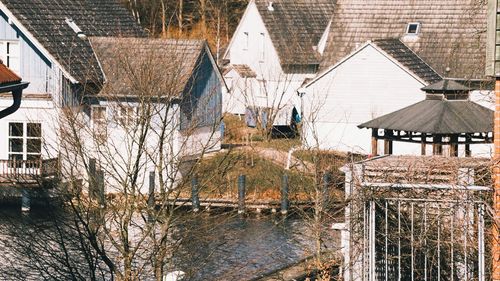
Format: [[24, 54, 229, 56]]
[[302, 45, 426, 155], [0, 97, 59, 160], [224, 1, 312, 120]]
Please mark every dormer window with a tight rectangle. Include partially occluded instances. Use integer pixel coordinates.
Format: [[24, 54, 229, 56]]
[[406, 22, 421, 35]]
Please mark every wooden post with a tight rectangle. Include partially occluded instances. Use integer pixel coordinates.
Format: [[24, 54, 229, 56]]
[[238, 175, 246, 214], [493, 77, 500, 280], [465, 134, 472, 157], [97, 170, 105, 207], [89, 158, 97, 199], [450, 135, 459, 157], [281, 174, 289, 215], [421, 134, 426, 156], [433, 135, 443, 156], [371, 129, 378, 156], [383, 130, 393, 155], [191, 177, 200, 212], [322, 172, 332, 208], [148, 172, 155, 209], [21, 188, 30, 212]]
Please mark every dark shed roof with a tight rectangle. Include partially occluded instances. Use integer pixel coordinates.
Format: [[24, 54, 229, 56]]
[[321, 0, 487, 79], [374, 39, 442, 84], [2, 0, 145, 84], [421, 79, 472, 92], [358, 99, 493, 134], [254, 0, 335, 70]]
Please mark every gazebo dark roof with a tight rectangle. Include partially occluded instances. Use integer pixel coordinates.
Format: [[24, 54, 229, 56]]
[[358, 99, 493, 134], [421, 79, 472, 93]]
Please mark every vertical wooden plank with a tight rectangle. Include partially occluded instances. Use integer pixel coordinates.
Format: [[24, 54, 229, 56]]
[[371, 129, 378, 156]]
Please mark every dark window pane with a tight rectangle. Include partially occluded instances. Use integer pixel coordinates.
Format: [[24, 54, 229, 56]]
[[26, 155, 41, 168], [9, 138, 23, 153], [8, 154, 23, 168], [9, 123, 23, 137], [27, 139, 41, 153], [27, 123, 41, 137]]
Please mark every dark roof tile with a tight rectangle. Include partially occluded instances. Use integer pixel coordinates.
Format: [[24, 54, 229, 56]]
[[321, 0, 487, 79], [255, 0, 335, 68], [2, 0, 145, 84]]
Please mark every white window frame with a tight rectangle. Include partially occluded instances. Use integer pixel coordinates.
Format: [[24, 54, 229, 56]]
[[116, 105, 137, 126], [260, 32, 265, 62], [8, 122, 42, 168], [0, 40, 20, 74], [91, 105, 107, 140], [243, 32, 249, 50], [405, 22, 421, 35]]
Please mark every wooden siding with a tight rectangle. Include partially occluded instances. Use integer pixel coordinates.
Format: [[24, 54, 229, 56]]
[[0, 12, 52, 94], [181, 49, 222, 130], [302, 45, 426, 154]]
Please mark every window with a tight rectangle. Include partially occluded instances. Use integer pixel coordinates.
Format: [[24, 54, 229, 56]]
[[0, 41, 20, 74], [406, 22, 421, 35], [116, 105, 137, 126], [8, 122, 42, 168], [92, 106, 107, 140], [243, 32, 249, 50], [260, 33, 265, 61]]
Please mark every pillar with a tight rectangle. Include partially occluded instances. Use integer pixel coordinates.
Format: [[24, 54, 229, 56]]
[[21, 188, 30, 212], [433, 135, 443, 156], [493, 78, 500, 280], [281, 174, 289, 215], [238, 175, 246, 214], [371, 129, 378, 156], [450, 135, 459, 157], [191, 177, 200, 212]]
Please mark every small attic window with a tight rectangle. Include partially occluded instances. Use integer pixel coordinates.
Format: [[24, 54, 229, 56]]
[[65, 18, 86, 38], [406, 22, 421, 35]]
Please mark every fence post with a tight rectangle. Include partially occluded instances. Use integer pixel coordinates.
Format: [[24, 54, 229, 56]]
[[97, 170, 105, 207], [238, 175, 246, 214], [148, 172, 155, 209], [191, 177, 200, 212], [89, 158, 96, 199], [21, 188, 30, 212], [281, 174, 289, 215], [323, 172, 332, 207]]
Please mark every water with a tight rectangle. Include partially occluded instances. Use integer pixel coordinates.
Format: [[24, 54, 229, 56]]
[[0, 205, 338, 280]]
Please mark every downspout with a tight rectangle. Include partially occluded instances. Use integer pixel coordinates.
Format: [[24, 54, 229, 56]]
[[0, 89, 22, 119]]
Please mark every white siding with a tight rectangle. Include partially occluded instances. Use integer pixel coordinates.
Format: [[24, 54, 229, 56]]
[[302, 45, 426, 155], [223, 1, 311, 121]]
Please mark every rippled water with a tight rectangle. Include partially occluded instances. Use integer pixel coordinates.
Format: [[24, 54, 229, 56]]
[[0, 204, 337, 280]]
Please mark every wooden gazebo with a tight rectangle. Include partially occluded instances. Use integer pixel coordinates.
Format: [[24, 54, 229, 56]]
[[358, 79, 494, 157]]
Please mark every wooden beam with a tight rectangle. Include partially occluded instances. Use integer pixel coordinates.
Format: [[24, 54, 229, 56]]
[[384, 140, 393, 155], [371, 129, 378, 156]]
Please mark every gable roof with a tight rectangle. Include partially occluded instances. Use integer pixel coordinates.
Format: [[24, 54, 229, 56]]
[[304, 40, 441, 89], [321, 0, 487, 80], [374, 39, 442, 84], [90, 37, 210, 99], [1, 0, 145, 85], [254, 0, 335, 69]]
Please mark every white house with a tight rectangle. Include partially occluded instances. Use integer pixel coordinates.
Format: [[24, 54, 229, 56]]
[[0, 0, 223, 193], [222, 0, 334, 127], [301, 0, 492, 157]]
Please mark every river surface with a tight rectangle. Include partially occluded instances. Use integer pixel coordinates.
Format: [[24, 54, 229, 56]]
[[0, 204, 338, 280]]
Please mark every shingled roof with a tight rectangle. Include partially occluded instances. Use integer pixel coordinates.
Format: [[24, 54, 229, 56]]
[[321, 0, 487, 79], [90, 37, 207, 98], [1, 0, 145, 85], [374, 39, 442, 84], [254, 0, 335, 69], [358, 99, 493, 134]]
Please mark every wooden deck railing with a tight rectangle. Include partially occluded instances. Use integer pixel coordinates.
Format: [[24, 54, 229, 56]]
[[0, 158, 59, 180]]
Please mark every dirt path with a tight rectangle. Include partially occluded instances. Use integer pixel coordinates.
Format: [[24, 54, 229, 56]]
[[239, 146, 315, 174]]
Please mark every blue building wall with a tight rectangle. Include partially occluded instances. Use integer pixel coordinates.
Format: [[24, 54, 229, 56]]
[[0, 11, 52, 94], [180, 48, 223, 130]]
